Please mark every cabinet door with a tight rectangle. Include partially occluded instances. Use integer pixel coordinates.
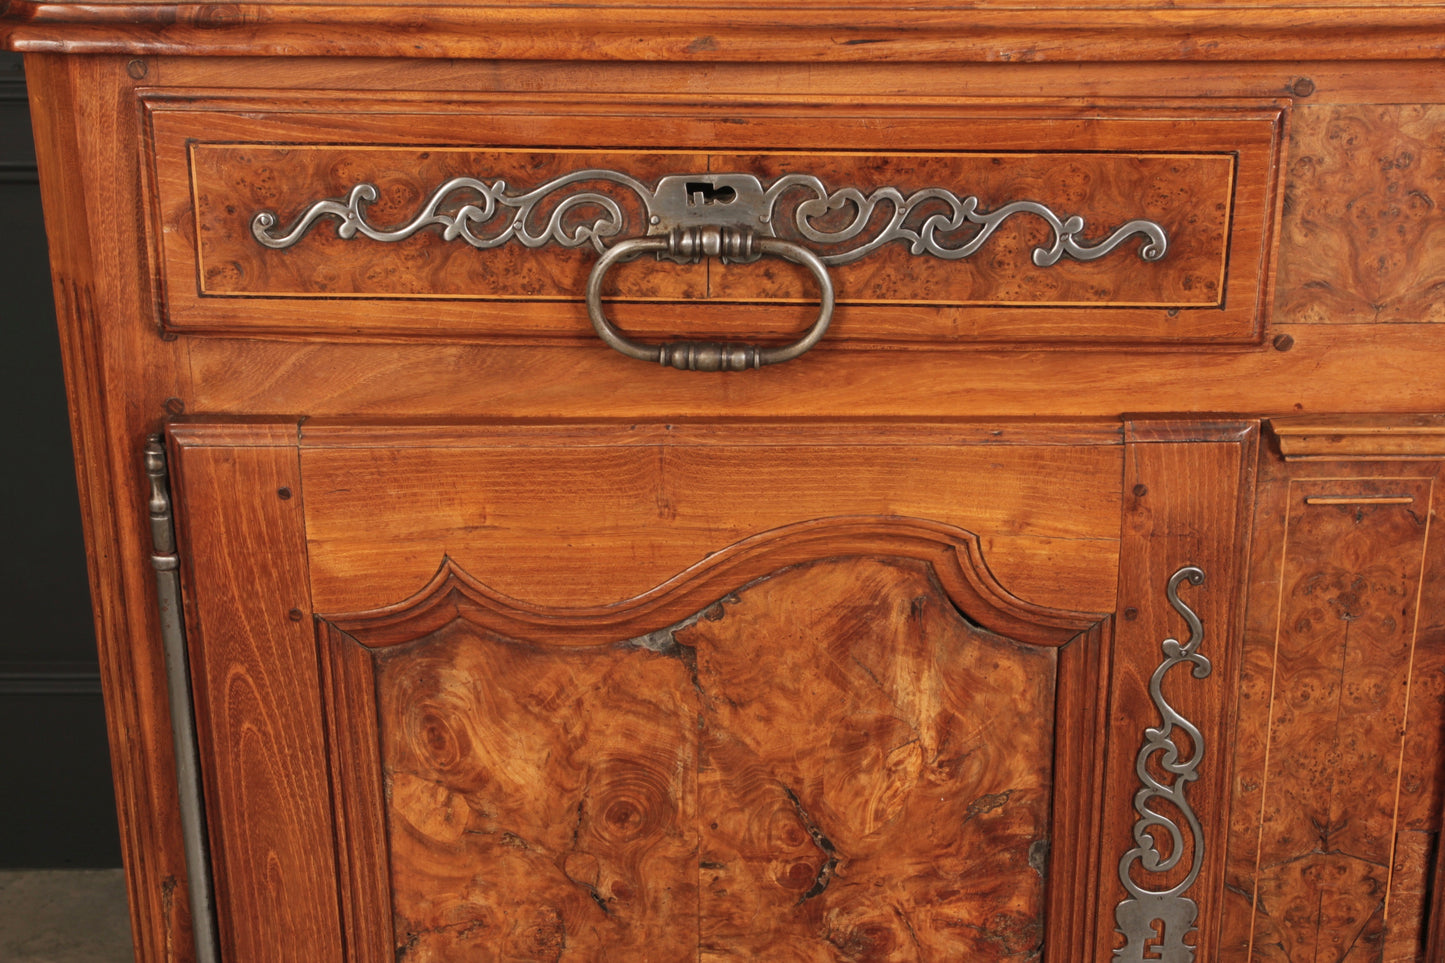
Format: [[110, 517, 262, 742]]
[[166, 419, 1250, 961]]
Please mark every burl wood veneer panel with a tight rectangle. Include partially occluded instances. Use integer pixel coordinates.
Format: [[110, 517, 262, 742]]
[[349, 557, 1060, 959], [317, 531, 1107, 960], [1223, 465, 1440, 962], [1276, 105, 1445, 326], [146, 95, 1282, 345]]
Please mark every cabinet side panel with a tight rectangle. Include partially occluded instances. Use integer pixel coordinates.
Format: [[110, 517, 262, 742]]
[[1229, 462, 1440, 963], [26, 52, 195, 962], [170, 437, 343, 961]]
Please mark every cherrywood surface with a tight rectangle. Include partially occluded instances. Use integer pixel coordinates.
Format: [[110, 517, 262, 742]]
[[25, 52, 196, 962], [178, 327, 1445, 421], [7, 3, 1445, 63], [160, 417, 1115, 960], [131, 56, 1445, 107], [1271, 415, 1445, 461], [297, 423, 1124, 617], [1095, 422, 1257, 963], [167, 431, 342, 962]]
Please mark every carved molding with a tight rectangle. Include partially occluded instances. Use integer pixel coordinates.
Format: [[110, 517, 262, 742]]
[[1270, 414, 1445, 462], [322, 515, 1104, 648]]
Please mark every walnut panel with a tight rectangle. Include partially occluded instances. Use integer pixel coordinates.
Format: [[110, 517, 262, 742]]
[[147, 96, 1282, 345], [1386, 486, 1445, 962], [1231, 472, 1436, 962], [326, 554, 1087, 960], [1276, 105, 1445, 327], [188, 147, 709, 302]]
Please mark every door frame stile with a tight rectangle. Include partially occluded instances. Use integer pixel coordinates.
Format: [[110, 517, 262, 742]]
[[144, 434, 222, 963]]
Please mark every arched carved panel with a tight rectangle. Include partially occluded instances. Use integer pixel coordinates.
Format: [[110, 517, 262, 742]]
[[317, 519, 1109, 960], [324, 516, 1103, 648]]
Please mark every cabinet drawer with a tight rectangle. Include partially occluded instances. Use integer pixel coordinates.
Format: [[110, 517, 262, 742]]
[[147, 94, 1284, 348]]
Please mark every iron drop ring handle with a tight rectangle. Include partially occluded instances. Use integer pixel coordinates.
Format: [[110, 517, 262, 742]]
[[586, 228, 835, 372]]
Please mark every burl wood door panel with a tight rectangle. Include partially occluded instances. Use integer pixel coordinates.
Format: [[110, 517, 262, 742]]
[[329, 553, 1074, 960], [167, 420, 1125, 960], [165, 418, 1254, 961]]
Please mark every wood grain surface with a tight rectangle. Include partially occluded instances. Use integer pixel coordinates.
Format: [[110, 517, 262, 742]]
[[1096, 422, 1257, 963], [11, 17, 1445, 963], [1271, 415, 1445, 462], [327, 552, 1089, 960], [25, 53, 199, 962], [148, 96, 1279, 345], [167, 433, 342, 961], [1223, 457, 1442, 963], [179, 321, 1445, 422], [190, 145, 1230, 305], [1275, 105, 1445, 327], [9, 3, 1445, 63], [297, 424, 1124, 617]]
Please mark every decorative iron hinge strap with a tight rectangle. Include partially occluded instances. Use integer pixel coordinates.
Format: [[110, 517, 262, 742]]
[[1114, 565, 1209, 962], [145, 436, 221, 963]]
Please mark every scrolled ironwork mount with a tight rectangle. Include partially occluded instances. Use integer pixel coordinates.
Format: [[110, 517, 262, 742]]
[[251, 169, 1170, 370], [1114, 565, 1210, 963]]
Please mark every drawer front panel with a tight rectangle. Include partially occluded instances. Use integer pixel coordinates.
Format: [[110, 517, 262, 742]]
[[148, 96, 1283, 346]]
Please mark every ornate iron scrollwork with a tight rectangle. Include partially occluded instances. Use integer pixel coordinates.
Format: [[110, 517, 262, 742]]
[[1114, 565, 1209, 962], [252, 169, 1168, 268], [251, 168, 1169, 369]]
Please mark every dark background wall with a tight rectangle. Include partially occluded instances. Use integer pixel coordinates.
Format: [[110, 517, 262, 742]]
[[1, 51, 123, 867]]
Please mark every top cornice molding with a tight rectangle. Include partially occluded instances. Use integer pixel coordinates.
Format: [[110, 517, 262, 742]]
[[3, 2, 1445, 61]]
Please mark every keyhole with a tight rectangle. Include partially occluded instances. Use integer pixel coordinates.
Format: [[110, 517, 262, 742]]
[[1143, 918, 1166, 960], [685, 181, 737, 207]]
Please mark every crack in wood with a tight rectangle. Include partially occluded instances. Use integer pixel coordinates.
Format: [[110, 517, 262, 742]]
[[895, 904, 925, 955], [782, 785, 840, 904], [618, 619, 706, 701], [560, 801, 616, 918]]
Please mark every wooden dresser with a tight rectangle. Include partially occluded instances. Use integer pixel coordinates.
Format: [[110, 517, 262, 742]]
[[5, 4, 1445, 960]]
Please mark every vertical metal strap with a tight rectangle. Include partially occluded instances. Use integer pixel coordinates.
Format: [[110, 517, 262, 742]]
[[145, 435, 222, 963]]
